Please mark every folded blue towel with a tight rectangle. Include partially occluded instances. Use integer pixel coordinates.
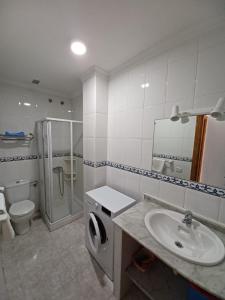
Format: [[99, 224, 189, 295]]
[[4, 131, 25, 137]]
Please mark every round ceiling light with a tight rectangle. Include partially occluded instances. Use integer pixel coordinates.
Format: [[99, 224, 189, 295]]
[[70, 41, 87, 56]]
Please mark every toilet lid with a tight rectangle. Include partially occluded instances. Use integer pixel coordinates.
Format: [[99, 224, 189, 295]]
[[9, 200, 35, 217]]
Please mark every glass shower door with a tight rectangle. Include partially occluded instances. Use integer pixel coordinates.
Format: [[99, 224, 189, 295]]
[[37, 118, 83, 227], [71, 122, 83, 215], [42, 121, 52, 220], [50, 121, 71, 222]]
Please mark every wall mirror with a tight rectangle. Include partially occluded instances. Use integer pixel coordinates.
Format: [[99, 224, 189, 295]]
[[152, 115, 225, 189]]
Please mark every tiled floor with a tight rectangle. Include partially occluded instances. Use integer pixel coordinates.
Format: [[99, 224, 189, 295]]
[[0, 218, 146, 300]]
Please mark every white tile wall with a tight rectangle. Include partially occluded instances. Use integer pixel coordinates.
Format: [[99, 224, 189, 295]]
[[83, 70, 108, 192], [0, 159, 39, 186], [83, 138, 95, 161], [166, 47, 197, 105], [105, 25, 225, 224], [141, 139, 153, 170], [123, 139, 142, 168], [124, 172, 140, 201], [108, 72, 127, 114], [107, 138, 124, 164], [95, 138, 107, 162], [184, 189, 221, 221], [84, 165, 96, 192], [125, 109, 143, 138], [218, 200, 225, 224], [83, 113, 96, 138], [159, 181, 185, 207], [95, 113, 108, 138], [106, 167, 126, 194], [139, 176, 160, 198], [95, 167, 107, 188], [127, 65, 145, 109], [96, 74, 108, 114], [196, 42, 225, 97], [83, 76, 96, 115], [145, 56, 167, 106], [142, 105, 164, 139], [108, 113, 126, 138], [72, 94, 83, 121]]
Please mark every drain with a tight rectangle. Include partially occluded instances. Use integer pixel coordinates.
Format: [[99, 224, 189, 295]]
[[175, 241, 183, 248]]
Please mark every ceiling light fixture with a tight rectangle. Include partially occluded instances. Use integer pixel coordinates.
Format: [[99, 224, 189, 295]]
[[141, 82, 150, 89], [24, 102, 31, 106], [70, 41, 87, 56]]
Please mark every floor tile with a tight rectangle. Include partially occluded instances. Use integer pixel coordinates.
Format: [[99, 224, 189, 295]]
[[0, 217, 144, 300]]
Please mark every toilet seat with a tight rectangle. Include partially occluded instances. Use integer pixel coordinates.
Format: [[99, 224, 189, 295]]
[[9, 200, 35, 217]]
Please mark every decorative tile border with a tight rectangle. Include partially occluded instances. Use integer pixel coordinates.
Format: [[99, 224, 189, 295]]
[[2, 154, 225, 198], [0, 154, 38, 163], [42, 152, 83, 159], [83, 160, 107, 168], [84, 159, 225, 198], [0, 152, 83, 163], [153, 153, 192, 162]]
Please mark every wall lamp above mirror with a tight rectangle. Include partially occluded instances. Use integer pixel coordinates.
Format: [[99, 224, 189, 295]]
[[170, 96, 225, 123]]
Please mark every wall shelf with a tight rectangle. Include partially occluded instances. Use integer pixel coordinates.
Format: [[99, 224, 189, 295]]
[[63, 157, 78, 181], [64, 157, 77, 161], [64, 173, 77, 181], [0, 135, 34, 142], [126, 261, 188, 300]]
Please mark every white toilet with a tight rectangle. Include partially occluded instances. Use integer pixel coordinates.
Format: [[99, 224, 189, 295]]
[[5, 180, 35, 235]]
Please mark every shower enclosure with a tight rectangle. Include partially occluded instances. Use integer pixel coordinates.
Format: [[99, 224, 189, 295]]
[[36, 118, 83, 230]]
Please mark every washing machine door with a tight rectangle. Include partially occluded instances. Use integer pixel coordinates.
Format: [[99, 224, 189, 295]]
[[88, 212, 107, 254]]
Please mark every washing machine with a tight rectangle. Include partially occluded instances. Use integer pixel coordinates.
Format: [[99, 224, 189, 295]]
[[85, 186, 136, 280]]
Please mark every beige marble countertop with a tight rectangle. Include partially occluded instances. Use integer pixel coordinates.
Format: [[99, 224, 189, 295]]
[[113, 198, 225, 300]]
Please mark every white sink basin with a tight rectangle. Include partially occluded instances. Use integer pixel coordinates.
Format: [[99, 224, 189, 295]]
[[145, 209, 225, 266]]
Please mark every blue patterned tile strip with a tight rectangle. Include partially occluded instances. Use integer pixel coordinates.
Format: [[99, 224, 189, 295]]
[[153, 153, 192, 162], [2, 154, 225, 198], [0, 154, 38, 163], [84, 159, 225, 198], [0, 152, 83, 163], [83, 160, 107, 168]]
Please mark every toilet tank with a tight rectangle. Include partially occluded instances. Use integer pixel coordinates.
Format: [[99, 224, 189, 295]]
[[5, 180, 30, 204]]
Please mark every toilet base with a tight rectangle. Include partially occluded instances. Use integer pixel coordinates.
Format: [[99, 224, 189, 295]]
[[13, 219, 31, 235]]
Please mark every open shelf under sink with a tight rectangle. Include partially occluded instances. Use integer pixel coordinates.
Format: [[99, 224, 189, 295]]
[[126, 260, 188, 300]]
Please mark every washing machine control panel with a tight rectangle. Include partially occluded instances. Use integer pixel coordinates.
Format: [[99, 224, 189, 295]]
[[101, 206, 111, 217], [86, 197, 112, 217]]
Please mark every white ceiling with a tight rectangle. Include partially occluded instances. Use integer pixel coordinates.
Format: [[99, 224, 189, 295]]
[[0, 0, 224, 97]]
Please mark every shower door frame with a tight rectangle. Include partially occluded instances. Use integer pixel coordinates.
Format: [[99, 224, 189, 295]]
[[37, 117, 83, 231]]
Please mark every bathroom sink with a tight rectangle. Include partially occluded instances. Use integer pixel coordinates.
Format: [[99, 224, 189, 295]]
[[144, 209, 225, 266]]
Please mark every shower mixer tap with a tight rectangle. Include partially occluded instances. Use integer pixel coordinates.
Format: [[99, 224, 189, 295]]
[[53, 166, 64, 197]]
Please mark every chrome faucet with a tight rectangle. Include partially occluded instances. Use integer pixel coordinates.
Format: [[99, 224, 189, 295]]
[[182, 210, 193, 227]]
